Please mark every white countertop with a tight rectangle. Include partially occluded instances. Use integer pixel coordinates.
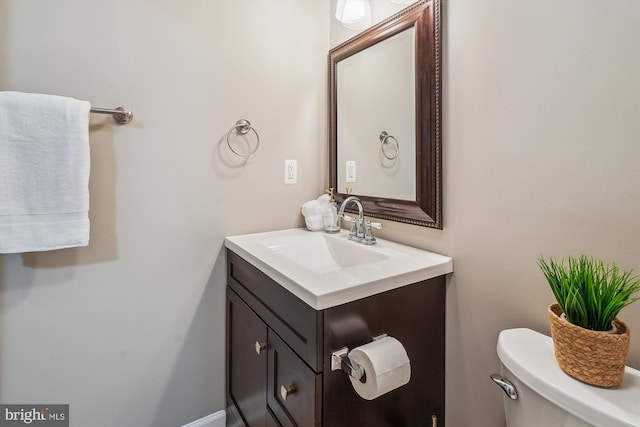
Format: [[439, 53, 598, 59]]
[[225, 228, 453, 310]]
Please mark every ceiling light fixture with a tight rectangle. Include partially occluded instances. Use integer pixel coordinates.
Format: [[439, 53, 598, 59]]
[[335, 0, 372, 30]]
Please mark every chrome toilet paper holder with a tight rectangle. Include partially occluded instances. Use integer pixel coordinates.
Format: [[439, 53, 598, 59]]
[[330, 334, 388, 382], [331, 347, 365, 382]]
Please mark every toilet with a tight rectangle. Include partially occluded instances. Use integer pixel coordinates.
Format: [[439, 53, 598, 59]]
[[493, 328, 640, 427]]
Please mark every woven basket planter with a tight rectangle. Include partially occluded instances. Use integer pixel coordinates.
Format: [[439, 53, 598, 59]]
[[548, 304, 630, 387]]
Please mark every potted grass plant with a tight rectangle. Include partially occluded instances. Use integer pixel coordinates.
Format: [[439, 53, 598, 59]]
[[538, 255, 640, 387]]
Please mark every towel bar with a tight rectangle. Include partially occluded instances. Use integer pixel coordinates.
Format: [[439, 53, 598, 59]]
[[90, 106, 133, 124]]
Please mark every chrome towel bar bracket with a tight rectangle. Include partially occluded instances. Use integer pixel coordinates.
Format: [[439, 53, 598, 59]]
[[90, 106, 133, 124]]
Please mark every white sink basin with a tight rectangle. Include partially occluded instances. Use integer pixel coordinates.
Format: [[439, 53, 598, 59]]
[[261, 231, 389, 272], [225, 228, 453, 310]]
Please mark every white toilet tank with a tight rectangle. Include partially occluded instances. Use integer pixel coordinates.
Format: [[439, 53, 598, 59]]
[[494, 328, 640, 427]]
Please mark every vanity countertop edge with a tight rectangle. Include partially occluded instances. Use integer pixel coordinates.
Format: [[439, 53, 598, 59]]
[[225, 228, 453, 310]]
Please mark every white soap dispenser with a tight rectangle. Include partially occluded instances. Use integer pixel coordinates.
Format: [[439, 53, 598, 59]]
[[323, 188, 340, 234]]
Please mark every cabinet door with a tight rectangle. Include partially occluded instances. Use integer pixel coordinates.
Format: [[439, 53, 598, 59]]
[[322, 277, 446, 426], [267, 331, 322, 427], [265, 408, 282, 427], [227, 250, 324, 372], [228, 290, 268, 427]]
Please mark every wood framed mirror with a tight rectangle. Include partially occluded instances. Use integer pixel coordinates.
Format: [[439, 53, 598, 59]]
[[328, 0, 442, 228]]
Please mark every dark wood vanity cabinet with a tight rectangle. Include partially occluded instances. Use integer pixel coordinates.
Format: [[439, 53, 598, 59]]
[[227, 290, 268, 426], [226, 249, 446, 427]]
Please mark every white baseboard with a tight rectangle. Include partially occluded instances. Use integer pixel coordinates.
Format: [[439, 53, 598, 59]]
[[181, 410, 225, 427]]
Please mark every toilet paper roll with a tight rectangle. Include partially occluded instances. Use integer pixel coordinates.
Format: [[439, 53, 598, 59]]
[[347, 336, 411, 400]]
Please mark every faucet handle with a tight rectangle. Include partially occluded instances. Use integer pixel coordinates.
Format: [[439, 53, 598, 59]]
[[368, 221, 382, 230], [363, 221, 381, 245], [341, 215, 359, 238]]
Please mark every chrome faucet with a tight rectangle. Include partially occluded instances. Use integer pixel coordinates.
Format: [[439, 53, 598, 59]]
[[337, 196, 381, 245]]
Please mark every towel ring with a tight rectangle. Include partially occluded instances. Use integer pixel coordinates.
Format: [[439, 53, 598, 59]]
[[227, 119, 260, 158], [379, 131, 399, 160]]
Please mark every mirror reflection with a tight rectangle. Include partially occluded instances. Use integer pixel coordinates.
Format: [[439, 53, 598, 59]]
[[336, 27, 416, 200]]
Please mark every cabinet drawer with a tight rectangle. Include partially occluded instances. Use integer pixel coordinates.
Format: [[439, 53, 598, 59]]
[[227, 249, 323, 372], [267, 331, 322, 427]]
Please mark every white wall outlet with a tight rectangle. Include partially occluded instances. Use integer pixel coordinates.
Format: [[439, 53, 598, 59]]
[[346, 160, 356, 183], [284, 159, 297, 184]]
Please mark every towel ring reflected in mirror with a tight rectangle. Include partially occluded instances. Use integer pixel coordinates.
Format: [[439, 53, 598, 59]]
[[226, 119, 260, 158], [379, 131, 399, 160]]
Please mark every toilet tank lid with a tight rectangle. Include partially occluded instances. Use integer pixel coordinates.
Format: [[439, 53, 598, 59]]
[[497, 328, 640, 427]]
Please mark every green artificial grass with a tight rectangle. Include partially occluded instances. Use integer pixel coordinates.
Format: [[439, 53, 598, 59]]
[[539, 255, 640, 331]]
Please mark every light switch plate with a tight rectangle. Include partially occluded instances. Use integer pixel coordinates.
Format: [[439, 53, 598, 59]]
[[285, 159, 297, 184], [346, 160, 356, 183]]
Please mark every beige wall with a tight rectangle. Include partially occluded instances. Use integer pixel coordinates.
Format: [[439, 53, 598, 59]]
[[336, 1, 640, 426], [0, 1, 328, 426], [1, 0, 639, 426], [444, 1, 640, 424], [331, 0, 640, 427]]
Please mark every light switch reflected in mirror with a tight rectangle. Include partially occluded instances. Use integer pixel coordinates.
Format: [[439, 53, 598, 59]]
[[336, 26, 416, 201]]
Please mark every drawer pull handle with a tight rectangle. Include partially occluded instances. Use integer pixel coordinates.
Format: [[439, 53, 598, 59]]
[[280, 384, 296, 401], [255, 341, 267, 355]]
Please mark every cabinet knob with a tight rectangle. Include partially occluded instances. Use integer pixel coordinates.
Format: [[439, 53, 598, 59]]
[[255, 341, 267, 355], [280, 384, 296, 401]]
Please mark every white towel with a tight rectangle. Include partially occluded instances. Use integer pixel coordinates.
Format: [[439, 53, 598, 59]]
[[300, 194, 332, 232], [0, 91, 91, 253], [301, 200, 324, 231]]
